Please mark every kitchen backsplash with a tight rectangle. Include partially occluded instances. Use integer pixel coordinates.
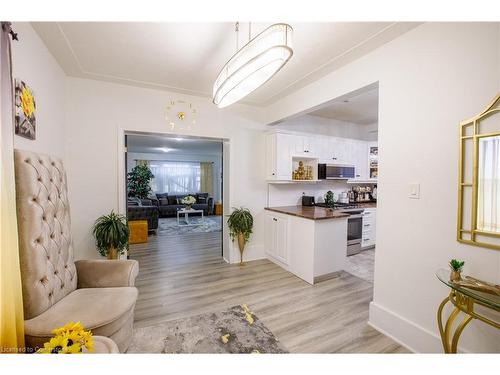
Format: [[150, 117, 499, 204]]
[[268, 181, 374, 207]]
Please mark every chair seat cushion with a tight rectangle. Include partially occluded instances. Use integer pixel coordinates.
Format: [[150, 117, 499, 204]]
[[25, 287, 138, 343]]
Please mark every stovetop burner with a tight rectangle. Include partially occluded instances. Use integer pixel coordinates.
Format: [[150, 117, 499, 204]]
[[315, 202, 360, 210]]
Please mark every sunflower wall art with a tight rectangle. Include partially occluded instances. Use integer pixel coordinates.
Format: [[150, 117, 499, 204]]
[[14, 79, 36, 140]]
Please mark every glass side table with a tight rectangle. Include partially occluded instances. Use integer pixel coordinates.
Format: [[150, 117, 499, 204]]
[[436, 269, 500, 353]]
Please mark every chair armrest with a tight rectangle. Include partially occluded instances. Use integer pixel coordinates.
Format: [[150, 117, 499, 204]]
[[208, 197, 214, 214], [75, 259, 139, 288]]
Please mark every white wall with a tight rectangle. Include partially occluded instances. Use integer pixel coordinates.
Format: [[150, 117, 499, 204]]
[[11, 23, 65, 158], [127, 151, 222, 202], [274, 114, 375, 141], [64, 77, 267, 264], [265, 23, 500, 352]]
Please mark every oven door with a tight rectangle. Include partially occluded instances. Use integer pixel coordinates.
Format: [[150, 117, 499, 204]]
[[346, 212, 363, 256]]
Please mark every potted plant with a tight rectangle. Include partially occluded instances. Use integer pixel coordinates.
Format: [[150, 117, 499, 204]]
[[127, 164, 154, 199], [92, 212, 129, 259], [227, 207, 253, 265], [324, 190, 335, 206], [181, 195, 197, 210], [449, 259, 465, 282]]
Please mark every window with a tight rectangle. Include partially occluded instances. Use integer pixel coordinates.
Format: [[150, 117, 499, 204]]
[[150, 161, 201, 194]]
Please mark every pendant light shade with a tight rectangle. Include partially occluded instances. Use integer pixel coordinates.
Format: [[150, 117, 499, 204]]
[[213, 23, 293, 108]]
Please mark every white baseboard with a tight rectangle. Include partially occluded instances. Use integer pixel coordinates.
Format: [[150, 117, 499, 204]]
[[229, 244, 265, 264], [369, 301, 445, 353]]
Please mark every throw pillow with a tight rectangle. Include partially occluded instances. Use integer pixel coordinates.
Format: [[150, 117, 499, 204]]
[[159, 198, 169, 206], [196, 193, 208, 203]]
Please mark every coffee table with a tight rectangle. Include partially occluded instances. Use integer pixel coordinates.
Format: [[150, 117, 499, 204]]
[[177, 208, 204, 226]]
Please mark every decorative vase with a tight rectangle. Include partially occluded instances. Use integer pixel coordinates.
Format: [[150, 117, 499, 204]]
[[450, 269, 461, 282], [107, 247, 118, 260], [184, 204, 192, 210], [237, 233, 246, 266]]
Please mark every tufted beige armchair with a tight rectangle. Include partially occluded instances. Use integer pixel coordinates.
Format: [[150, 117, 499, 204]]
[[14, 150, 139, 353]]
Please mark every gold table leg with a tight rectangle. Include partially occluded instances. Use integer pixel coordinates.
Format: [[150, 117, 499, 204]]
[[437, 293, 475, 353]]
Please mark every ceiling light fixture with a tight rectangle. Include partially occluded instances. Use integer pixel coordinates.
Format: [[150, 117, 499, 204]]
[[213, 22, 293, 108]]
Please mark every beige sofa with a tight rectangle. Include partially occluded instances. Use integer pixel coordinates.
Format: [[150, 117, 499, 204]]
[[14, 150, 139, 353]]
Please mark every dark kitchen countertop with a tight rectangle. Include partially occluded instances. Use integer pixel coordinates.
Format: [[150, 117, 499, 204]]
[[265, 206, 350, 220]]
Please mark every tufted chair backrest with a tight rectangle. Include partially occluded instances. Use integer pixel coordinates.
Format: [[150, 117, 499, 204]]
[[14, 150, 77, 320]]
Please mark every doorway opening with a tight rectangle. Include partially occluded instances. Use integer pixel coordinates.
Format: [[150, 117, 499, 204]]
[[269, 82, 379, 284], [124, 132, 225, 262]]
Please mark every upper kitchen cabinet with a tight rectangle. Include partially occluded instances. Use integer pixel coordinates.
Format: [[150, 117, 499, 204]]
[[265, 130, 376, 183], [319, 137, 352, 165], [290, 134, 318, 157], [266, 132, 294, 180], [351, 141, 369, 180]]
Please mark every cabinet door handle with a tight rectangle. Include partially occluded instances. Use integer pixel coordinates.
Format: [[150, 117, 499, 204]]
[[273, 218, 277, 221], [364, 224, 370, 227], [272, 173, 275, 175]]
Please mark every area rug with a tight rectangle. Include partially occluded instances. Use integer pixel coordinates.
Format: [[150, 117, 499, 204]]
[[127, 304, 288, 353], [158, 216, 222, 236]]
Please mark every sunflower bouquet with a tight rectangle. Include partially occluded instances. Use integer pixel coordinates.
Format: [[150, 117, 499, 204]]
[[38, 322, 93, 354]]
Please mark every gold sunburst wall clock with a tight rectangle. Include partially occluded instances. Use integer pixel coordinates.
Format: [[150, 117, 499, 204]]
[[165, 100, 197, 131]]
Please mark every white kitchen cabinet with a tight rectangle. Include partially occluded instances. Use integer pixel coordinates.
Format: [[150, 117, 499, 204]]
[[326, 138, 353, 165], [264, 212, 289, 265], [265, 210, 348, 284], [290, 134, 317, 157], [361, 207, 376, 249], [266, 133, 293, 180], [266, 130, 375, 182], [351, 141, 369, 180]]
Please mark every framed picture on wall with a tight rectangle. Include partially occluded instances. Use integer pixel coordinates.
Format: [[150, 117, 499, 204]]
[[14, 79, 36, 140]]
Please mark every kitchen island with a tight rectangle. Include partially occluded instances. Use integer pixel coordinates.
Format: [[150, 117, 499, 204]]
[[264, 206, 349, 284]]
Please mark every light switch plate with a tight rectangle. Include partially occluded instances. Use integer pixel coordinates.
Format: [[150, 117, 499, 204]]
[[409, 183, 420, 199]]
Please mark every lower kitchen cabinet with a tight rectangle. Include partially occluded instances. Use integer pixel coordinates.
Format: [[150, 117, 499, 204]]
[[264, 210, 348, 284], [264, 213, 289, 265], [361, 207, 376, 249]]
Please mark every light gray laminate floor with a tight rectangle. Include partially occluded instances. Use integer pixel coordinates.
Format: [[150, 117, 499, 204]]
[[129, 232, 408, 353], [346, 249, 375, 283]]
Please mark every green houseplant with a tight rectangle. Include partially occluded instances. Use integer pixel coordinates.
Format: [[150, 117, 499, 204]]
[[449, 259, 465, 282], [92, 212, 129, 259], [127, 164, 154, 199], [227, 207, 253, 265]]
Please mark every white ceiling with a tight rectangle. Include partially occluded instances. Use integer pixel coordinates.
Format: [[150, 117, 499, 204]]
[[31, 22, 418, 106], [127, 134, 223, 155], [308, 87, 378, 125]]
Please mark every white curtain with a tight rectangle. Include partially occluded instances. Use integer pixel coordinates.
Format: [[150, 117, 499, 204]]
[[150, 161, 201, 194], [477, 136, 500, 232]]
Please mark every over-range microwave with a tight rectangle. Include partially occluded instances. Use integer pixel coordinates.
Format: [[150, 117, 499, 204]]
[[318, 164, 355, 180]]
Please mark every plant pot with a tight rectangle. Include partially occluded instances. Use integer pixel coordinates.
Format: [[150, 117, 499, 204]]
[[450, 269, 461, 282], [107, 247, 118, 260], [184, 204, 193, 210], [237, 233, 246, 266]]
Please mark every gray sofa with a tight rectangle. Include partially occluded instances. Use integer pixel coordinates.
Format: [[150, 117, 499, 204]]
[[154, 193, 214, 217], [127, 197, 159, 232]]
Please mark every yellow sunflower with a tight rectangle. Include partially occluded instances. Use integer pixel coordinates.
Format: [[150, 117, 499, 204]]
[[52, 321, 84, 336], [39, 322, 93, 354], [38, 335, 69, 354], [20, 86, 35, 118]]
